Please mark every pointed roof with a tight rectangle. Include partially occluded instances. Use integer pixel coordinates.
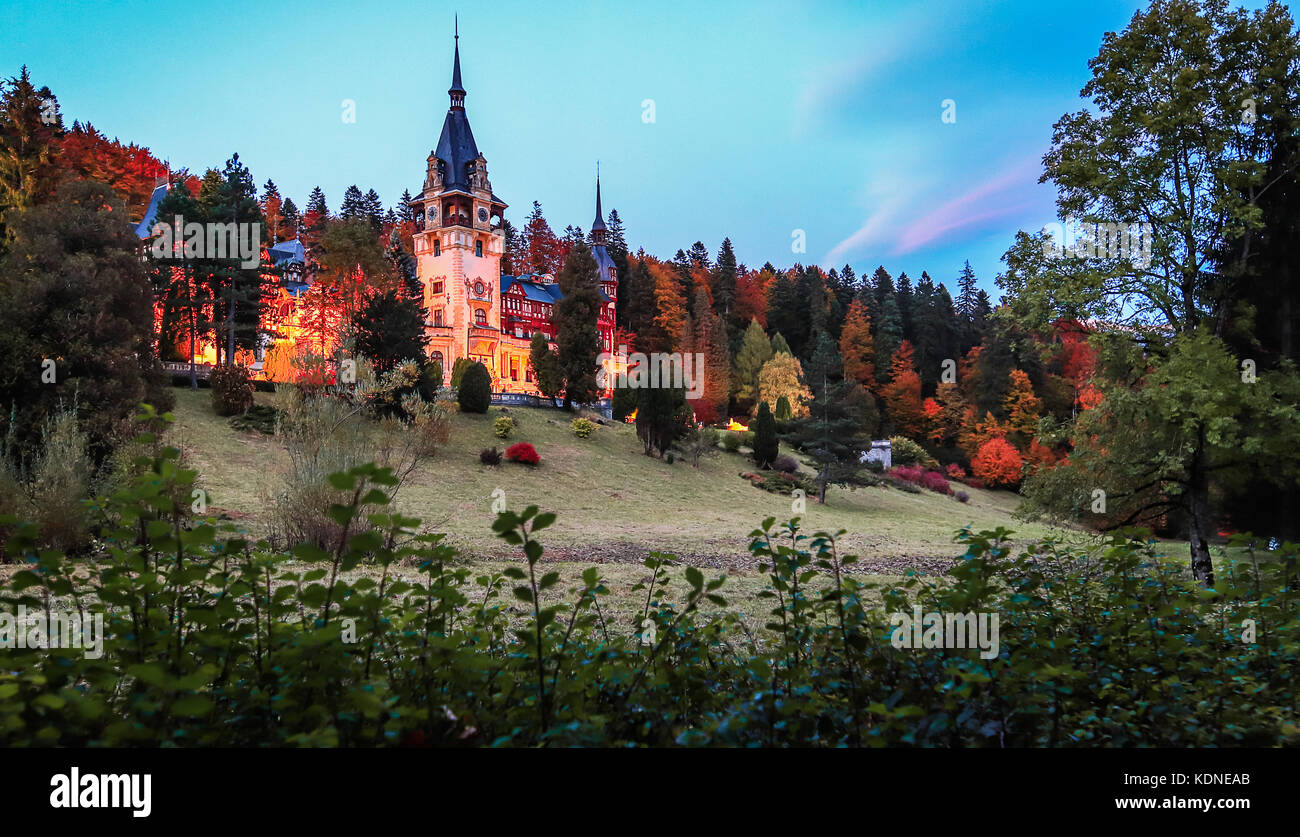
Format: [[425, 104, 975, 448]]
[[449, 16, 465, 99], [591, 175, 606, 232], [435, 20, 481, 193]]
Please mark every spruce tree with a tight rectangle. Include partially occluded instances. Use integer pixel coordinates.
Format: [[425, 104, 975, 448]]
[[553, 241, 603, 409], [529, 331, 564, 402], [712, 237, 738, 323], [339, 185, 366, 219], [753, 401, 779, 469], [352, 290, 429, 374]]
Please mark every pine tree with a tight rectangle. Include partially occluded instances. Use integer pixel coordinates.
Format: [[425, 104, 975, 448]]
[[712, 237, 738, 323], [0, 66, 63, 217], [352, 290, 429, 373], [687, 241, 711, 270], [785, 378, 875, 503], [770, 332, 793, 357], [553, 241, 603, 409], [524, 201, 563, 274], [281, 197, 299, 238], [874, 293, 903, 386], [305, 186, 328, 217], [339, 185, 366, 219], [398, 189, 415, 223], [623, 255, 657, 347], [261, 179, 283, 243], [363, 188, 383, 233], [896, 271, 914, 344]]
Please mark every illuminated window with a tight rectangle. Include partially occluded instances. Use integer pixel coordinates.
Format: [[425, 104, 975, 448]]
[[431, 281, 443, 295], [475, 240, 483, 257], [474, 308, 487, 325]]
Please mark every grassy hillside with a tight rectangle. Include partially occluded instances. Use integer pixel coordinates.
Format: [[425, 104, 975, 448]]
[[167, 387, 1060, 574]]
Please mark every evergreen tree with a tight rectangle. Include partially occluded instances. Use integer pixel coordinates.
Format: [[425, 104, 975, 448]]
[[398, 189, 415, 223], [529, 331, 564, 402], [623, 256, 657, 347], [458, 361, 491, 413], [687, 240, 711, 270], [687, 288, 731, 425], [351, 290, 429, 374], [712, 237, 738, 324], [0, 66, 63, 219], [874, 293, 903, 386], [305, 186, 328, 217], [524, 201, 563, 274], [281, 197, 299, 238], [785, 374, 875, 503], [363, 188, 383, 233], [261, 179, 283, 243], [634, 355, 691, 457], [770, 332, 793, 357], [752, 401, 779, 468], [896, 271, 914, 344], [339, 185, 366, 219], [553, 241, 603, 409]]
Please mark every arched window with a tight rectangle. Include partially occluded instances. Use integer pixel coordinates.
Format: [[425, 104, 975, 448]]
[[474, 308, 487, 325], [431, 351, 444, 369]]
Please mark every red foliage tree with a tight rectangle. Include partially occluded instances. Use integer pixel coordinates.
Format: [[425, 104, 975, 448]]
[[970, 436, 1024, 488], [881, 340, 924, 438]]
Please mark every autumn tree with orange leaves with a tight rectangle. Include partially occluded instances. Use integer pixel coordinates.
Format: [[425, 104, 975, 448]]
[[839, 298, 875, 389], [881, 340, 924, 438]]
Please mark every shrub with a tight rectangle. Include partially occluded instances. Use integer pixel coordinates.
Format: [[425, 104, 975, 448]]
[[505, 442, 540, 466], [971, 436, 1025, 488], [458, 362, 491, 413], [722, 433, 742, 453], [954, 490, 970, 503], [889, 435, 939, 470], [479, 447, 502, 466], [418, 359, 444, 401], [210, 364, 255, 416], [449, 357, 475, 390], [494, 415, 516, 439], [774, 395, 793, 422], [771, 454, 799, 474], [945, 463, 967, 481], [5, 430, 1300, 748], [229, 404, 282, 434], [919, 469, 951, 495], [571, 417, 596, 438]]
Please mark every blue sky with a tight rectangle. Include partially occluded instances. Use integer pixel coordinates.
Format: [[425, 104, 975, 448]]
[[1, 0, 1257, 295]]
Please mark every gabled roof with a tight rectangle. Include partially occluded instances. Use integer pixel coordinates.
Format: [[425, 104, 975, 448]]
[[134, 182, 169, 239]]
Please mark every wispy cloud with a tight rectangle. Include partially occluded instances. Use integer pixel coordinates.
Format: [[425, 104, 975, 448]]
[[894, 157, 1042, 254]]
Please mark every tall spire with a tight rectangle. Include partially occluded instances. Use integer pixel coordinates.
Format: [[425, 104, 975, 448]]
[[591, 167, 607, 235], [449, 16, 465, 110]]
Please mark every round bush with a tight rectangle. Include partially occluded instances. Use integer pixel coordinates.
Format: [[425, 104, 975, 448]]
[[571, 417, 596, 439], [494, 415, 516, 439], [505, 442, 540, 466], [458, 362, 492, 414], [210, 364, 254, 416]]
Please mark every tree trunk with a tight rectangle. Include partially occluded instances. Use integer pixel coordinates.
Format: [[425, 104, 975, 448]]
[[1188, 429, 1215, 588]]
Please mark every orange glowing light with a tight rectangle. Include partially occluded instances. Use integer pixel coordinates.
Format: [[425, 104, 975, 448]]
[[625, 409, 637, 423], [727, 419, 749, 432]]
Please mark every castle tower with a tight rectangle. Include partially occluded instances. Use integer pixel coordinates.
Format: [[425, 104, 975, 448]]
[[409, 20, 508, 382], [589, 174, 618, 351]]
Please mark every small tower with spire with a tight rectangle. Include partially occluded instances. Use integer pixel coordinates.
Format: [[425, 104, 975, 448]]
[[588, 171, 618, 350]]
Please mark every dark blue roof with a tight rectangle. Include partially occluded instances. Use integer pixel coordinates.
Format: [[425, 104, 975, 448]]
[[268, 238, 305, 267], [134, 183, 169, 239], [435, 108, 480, 193]]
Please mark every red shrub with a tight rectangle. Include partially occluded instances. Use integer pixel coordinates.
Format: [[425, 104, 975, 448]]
[[971, 436, 1024, 488], [919, 470, 951, 495], [945, 463, 966, 480], [505, 442, 540, 466], [892, 465, 924, 484]]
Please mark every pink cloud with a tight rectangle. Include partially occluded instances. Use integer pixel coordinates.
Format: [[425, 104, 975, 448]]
[[893, 158, 1041, 254]]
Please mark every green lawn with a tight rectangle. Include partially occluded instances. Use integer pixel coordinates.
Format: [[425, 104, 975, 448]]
[[167, 387, 1061, 576]]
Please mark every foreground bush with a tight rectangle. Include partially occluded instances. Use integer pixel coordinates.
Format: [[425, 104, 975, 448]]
[[505, 442, 540, 466], [2, 416, 1298, 747], [458, 362, 491, 414], [210, 364, 255, 416]]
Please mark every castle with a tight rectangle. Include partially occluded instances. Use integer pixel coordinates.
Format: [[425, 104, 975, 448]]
[[407, 27, 618, 394]]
